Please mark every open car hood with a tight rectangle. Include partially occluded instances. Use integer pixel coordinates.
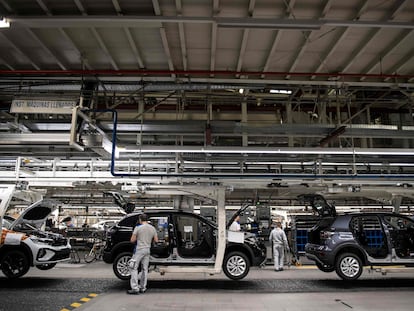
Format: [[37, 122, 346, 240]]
[[9, 200, 56, 230], [299, 194, 336, 217]]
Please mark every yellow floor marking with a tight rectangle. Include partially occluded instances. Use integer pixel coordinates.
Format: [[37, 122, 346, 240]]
[[88, 293, 98, 297], [60, 309, 70, 311], [80, 297, 90, 302], [71, 302, 82, 308]]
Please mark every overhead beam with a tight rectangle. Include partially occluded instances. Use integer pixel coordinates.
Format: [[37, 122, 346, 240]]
[[110, 0, 144, 69], [340, 0, 409, 74], [235, 0, 255, 75], [35, 0, 51, 14], [111, 0, 122, 14], [0, 0, 13, 12], [73, 0, 118, 70], [8, 16, 414, 29], [210, 23, 218, 75], [285, 0, 333, 79], [176, 0, 188, 71], [91, 28, 119, 70], [123, 28, 145, 69], [236, 29, 250, 73], [58, 28, 92, 70], [360, 30, 412, 81], [152, 0, 175, 78], [34, 0, 92, 70], [0, 55, 15, 70], [311, 1, 370, 79], [261, 0, 295, 78], [25, 28, 67, 70], [383, 49, 414, 82], [0, 32, 41, 70]]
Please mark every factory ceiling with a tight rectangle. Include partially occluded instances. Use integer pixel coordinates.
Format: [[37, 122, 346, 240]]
[[0, 0, 414, 208]]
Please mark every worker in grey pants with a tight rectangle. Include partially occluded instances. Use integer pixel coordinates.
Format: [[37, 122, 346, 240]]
[[269, 221, 290, 271], [128, 213, 158, 294]]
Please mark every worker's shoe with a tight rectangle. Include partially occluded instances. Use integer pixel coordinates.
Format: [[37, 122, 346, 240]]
[[127, 289, 139, 295], [139, 288, 147, 294]]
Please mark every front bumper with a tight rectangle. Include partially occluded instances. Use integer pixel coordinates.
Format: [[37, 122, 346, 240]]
[[34, 246, 71, 264]]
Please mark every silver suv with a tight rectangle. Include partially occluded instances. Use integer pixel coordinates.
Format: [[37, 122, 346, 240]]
[[304, 195, 414, 281]]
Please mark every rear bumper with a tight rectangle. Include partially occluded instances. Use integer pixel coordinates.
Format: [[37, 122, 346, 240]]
[[305, 243, 333, 266]]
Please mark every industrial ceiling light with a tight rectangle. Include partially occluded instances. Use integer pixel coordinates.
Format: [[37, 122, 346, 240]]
[[269, 89, 292, 94], [0, 17, 10, 28]]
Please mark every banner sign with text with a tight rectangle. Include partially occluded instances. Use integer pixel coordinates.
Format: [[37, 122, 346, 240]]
[[10, 99, 76, 114]]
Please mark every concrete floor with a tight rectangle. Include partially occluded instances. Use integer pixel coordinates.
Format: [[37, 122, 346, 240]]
[[18, 260, 414, 311], [78, 291, 414, 311]]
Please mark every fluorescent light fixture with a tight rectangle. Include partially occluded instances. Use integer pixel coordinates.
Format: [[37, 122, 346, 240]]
[[0, 18, 10, 28], [238, 88, 244, 94], [270, 89, 292, 94]]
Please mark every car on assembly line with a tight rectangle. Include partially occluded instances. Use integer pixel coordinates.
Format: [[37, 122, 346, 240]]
[[103, 208, 267, 280], [303, 194, 414, 281], [0, 200, 71, 278]]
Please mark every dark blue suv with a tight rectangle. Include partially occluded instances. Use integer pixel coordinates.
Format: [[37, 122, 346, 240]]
[[304, 195, 414, 280]]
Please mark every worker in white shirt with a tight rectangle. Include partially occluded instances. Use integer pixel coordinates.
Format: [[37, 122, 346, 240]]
[[229, 215, 241, 231]]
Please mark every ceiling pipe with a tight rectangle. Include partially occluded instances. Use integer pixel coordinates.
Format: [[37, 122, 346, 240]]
[[0, 70, 413, 80]]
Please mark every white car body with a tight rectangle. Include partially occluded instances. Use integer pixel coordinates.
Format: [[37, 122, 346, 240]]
[[1, 199, 71, 278]]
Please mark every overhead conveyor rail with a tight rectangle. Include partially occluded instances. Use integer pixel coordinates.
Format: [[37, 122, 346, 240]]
[[1, 157, 414, 185]]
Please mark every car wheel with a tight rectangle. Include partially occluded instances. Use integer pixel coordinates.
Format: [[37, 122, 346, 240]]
[[113, 252, 132, 280], [316, 262, 335, 273], [223, 251, 250, 280], [0, 250, 30, 278], [335, 252, 363, 281], [36, 263, 57, 270]]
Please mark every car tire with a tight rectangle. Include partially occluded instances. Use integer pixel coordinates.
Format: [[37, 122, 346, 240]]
[[316, 262, 335, 273], [335, 252, 363, 281], [36, 263, 57, 270], [0, 249, 30, 278], [113, 252, 133, 280], [222, 251, 250, 280]]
